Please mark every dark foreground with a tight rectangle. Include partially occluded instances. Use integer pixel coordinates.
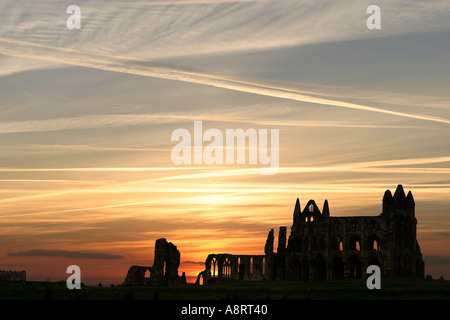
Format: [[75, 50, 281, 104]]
[[1, 278, 449, 300]]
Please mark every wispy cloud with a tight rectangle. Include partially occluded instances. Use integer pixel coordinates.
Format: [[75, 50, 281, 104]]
[[1, 0, 450, 284], [0, 113, 429, 134], [3, 0, 450, 60], [423, 255, 450, 266], [1, 156, 449, 174], [8, 249, 124, 260], [181, 260, 205, 265], [0, 38, 449, 125]]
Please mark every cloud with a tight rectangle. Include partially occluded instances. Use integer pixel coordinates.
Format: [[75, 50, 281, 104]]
[[423, 255, 450, 266], [3, 0, 450, 60], [0, 113, 424, 135], [1, 155, 449, 176], [0, 38, 449, 125], [0, 1, 363, 61], [182, 260, 205, 265], [8, 249, 124, 260]]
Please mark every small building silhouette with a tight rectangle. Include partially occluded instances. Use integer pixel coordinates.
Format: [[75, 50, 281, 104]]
[[0, 270, 26, 282]]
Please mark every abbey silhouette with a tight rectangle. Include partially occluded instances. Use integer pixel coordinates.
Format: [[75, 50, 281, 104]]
[[197, 185, 425, 284]]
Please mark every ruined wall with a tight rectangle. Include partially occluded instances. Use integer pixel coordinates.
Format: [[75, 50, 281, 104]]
[[197, 185, 424, 285], [123, 265, 151, 285], [285, 214, 388, 281], [281, 185, 424, 281], [150, 238, 181, 285], [196, 253, 266, 285], [123, 238, 186, 286]]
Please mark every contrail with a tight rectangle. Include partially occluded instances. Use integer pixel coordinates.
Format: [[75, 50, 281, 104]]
[[0, 113, 425, 134], [1, 37, 449, 124], [1, 155, 450, 173]]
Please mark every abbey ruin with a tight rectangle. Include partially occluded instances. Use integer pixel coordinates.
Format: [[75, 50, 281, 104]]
[[196, 185, 425, 284], [124, 238, 186, 286]]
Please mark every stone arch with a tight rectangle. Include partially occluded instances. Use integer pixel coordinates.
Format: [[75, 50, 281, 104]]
[[367, 234, 381, 251], [368, 255, 380, 268], [329, 236, 339, 251], [311, 255, 327, 281], [195, 270, 205, 285], [349, 234, 362, 251], [348, 255, 362, 279], [331, 255, 344, 280], [300, 258, 310, 281], [124, 265, 152, 285], [206, 256, 217, 278]]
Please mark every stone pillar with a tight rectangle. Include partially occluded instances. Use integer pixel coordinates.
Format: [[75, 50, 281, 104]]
[[276, 227, 287, 280]]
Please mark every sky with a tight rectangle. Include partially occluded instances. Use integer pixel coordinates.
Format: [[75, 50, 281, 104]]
[[0, 0, 449, 285]]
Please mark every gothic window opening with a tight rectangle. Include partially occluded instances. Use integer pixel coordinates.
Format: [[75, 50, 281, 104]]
[[349, 235, 362, 251], [222, 258, 231, 278], [262, 257, 266, 275], [368, 235, 381, 251], [237, 257, 241, 274], [210, 258, 217, 278], [238, 257, 245, 280]]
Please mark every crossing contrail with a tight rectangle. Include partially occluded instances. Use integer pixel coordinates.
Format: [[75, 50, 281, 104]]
[[1, 37, 449, 125]]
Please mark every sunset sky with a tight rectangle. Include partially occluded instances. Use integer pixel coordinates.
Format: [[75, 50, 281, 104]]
[[1, 0, 450, 285]]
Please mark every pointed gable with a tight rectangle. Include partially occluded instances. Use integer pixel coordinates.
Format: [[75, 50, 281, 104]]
[[322, 200, 330, 217], [293, 198, 301, 223]]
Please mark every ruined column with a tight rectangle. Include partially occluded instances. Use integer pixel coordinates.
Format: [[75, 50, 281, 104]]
[[264, 229, 275, 280], [276, 227, 287, 280], [149, 238, 182, 285]]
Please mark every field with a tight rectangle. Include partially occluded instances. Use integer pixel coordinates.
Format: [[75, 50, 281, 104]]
[[1, 278, 449, 300]]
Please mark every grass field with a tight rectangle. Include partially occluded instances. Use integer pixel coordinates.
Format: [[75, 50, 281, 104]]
[[1, 278, 449, 300]]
